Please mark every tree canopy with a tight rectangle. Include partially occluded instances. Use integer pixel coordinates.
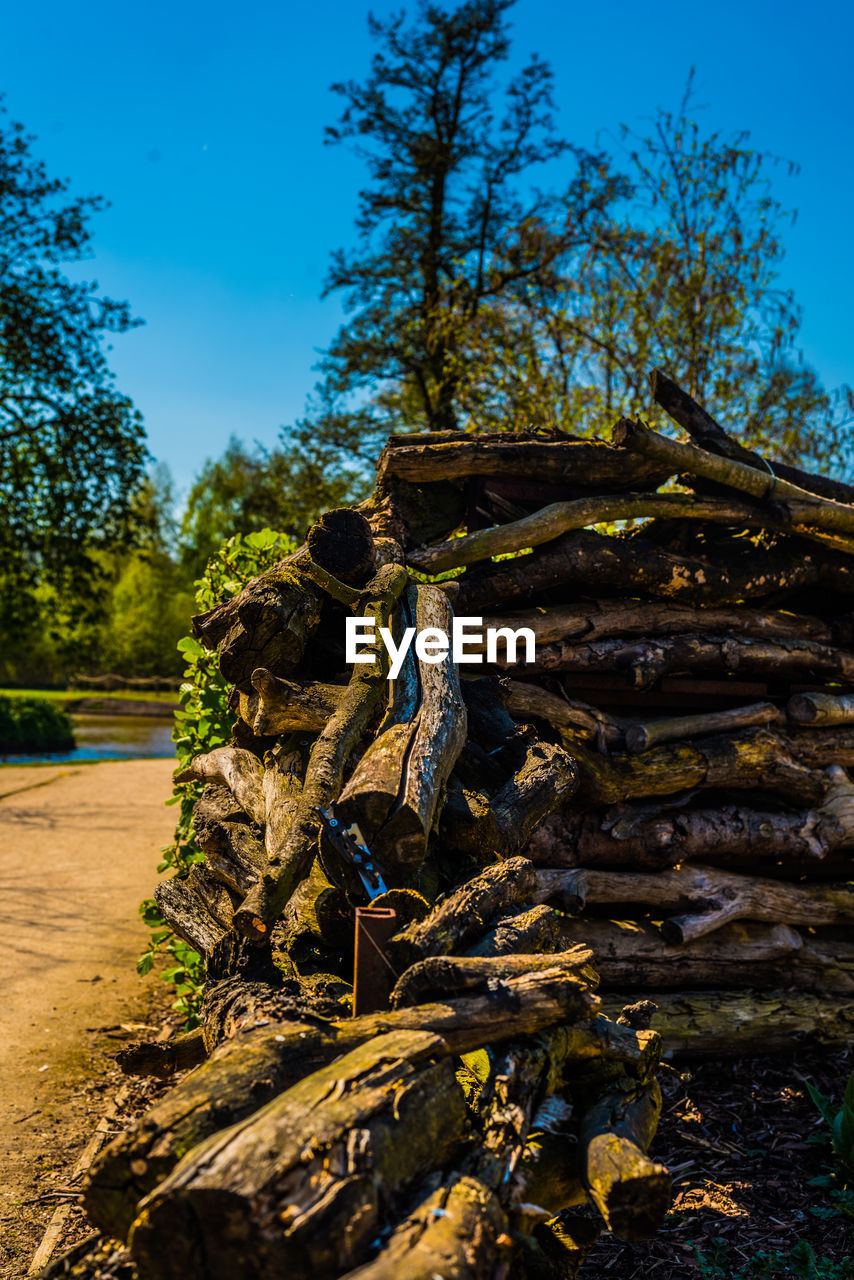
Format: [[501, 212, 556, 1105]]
[[0, 98, 147, 630]]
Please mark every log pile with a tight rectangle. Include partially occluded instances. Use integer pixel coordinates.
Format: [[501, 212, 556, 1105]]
[[83, 370, 854, 1275]]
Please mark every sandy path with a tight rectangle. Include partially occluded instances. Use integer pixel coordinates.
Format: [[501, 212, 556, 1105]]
[[0, 759, 176, 1272]]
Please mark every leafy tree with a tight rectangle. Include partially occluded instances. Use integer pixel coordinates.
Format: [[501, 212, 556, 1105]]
[[180, 434, 356, 577], [316, 0, 617, 453], [0, 97, 148, 630]]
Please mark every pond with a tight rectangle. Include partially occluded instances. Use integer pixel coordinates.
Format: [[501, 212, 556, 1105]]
[[0, 713, 177, 765]]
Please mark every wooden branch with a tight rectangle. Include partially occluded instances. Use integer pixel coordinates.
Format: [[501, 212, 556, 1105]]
[[650, 368, 854, 506], [534, 863, 854, 943], [154, 868, 239, 956], [339, 1175, 508, 1280], [568, 728, 827, 808], [580, 1078, 671, 1241], [116, 1028, 207, 1080], [376, 431, 670, 489], [233, 563, 410, 939], [453, 526, 854, 613], [602, 990, 854, 1058], [441, 740, 579, 860], [625, 702, 781, 754], [528, 766, 854, 871], [789, 691, 854, 726], [504, 680, 624, 747], [389, 947, 596, 1009], [85, 967, 619, 1242], [466, 904, 567, 958], [128, 1031, 471, 1279], [409, 489, 854, 573], [336, 584, 467, 874], [174, 747, 265, 825], [613, 417, 854, 540], [518, 634, 854, 688]]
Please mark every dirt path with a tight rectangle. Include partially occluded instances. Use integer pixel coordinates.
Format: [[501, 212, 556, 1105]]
[[0, 759, 176, 1276]]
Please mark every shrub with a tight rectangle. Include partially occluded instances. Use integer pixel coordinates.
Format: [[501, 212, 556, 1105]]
[[0, 696, 75, 754]]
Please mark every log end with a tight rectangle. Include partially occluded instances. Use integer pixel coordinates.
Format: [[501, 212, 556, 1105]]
[[307, 507, 375, 584], [586, 1134, 672, 1242]]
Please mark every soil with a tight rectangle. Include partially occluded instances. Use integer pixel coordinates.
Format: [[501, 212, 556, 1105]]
[[0, 760, 176, 1280]]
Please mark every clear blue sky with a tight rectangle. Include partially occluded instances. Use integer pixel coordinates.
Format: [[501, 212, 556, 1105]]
[[1, 0, 852, 495]]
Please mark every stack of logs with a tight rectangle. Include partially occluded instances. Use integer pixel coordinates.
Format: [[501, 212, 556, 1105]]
[[82, 368, 854, 1277]]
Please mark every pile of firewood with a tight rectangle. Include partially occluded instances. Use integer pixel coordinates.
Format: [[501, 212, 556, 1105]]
[[82, 369, 854, 1277]]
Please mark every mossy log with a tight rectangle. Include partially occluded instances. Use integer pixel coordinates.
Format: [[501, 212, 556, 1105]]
[[519, 633, 854, 688], [84, 966, 628, 1242], [534, 863, 854, 943], [453, 527, 854, 613], [528, 765, 854, 872], [569, 728, 827, 808], [441, 740, 579, 860], [602, 990, 854, 1058], [339, 1174, 508, 1280], [336, 583, 467, 875], [234, 563, 410, 939], [206, 569, 324, 690], [116, 1028, 207, 1080], [389, 946, 596, 1009], [174, 747, 265, 824], [128, 1031, 470, 1280], [579, 1077, 670, 1241], [467, 903, 566, 958], [191, 786, 266, 894], [247, 669, 346, 734]]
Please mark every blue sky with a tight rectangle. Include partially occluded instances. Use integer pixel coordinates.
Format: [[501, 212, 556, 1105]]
[[1, 0, 852, 495]]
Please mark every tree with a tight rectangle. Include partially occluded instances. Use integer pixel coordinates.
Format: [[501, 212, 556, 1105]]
[[460, 75, 851, 469], [0, 97, 147, 632], [316, 0, 617, 453], [180, 435, 355, 577]]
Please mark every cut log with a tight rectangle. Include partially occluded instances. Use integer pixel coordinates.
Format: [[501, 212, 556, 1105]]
[[84, 967, 623, 1242], [376, 431, 670, 490], [248, 669, 346, 734], [174, 747, 265, 825], [339, 1174, 508, 1280], [533, 864, 854, 943], [234, 563, 410, 939], [625, 702, 781, 754], [128, 1031, 471, 1280], [650, 368, 854, 506], [568, 728, 827, 808], [601, 990, 854, 1057], [579, 1077, 671, 1241], [335, 583, 467, 875], [466, 904, 566, 958], [154, 868, 239, 956], [453, 527, 854, 613], [441, 741, 579, 860], [504, 681, 624, 747], [307, 507, 375, 584], [788, 691, 854, 726], [528, 766, 854, 872], [215, 572, 324, 689], [116, 1028, 207, 1079], [389, 947, 596, 1009], [192, 787, 266, 895]]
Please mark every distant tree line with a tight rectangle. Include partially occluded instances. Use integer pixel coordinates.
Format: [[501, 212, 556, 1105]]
[[1, 0, 850, 685]]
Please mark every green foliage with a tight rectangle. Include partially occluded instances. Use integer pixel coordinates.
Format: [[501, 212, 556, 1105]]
[[806, 1068, 854, 1179], [0, 97, 147, 637], [0, 695, 74, 753], [138, 527, 297, 1025], [694, 1239, 853, 1279]]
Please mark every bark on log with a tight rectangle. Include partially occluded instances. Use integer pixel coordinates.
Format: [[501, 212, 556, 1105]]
[[234, 563, 410, 939], [453, 528, 854, 613], [248, 669, 346, 734], [192, 787, 266, 895], [339, 1174, 508, 1280], [376, 432, 670, 490], [515, 634, 854, 688], [466, 904, 567, 958], [601, 990, 854, 1058], [579, 1077, 671, 1241], [174, 747, 265, 825], [216, 573, 324, 689], [613, 417, 854, 540], [650, 368, 854, 506], [568, 728, 827, 808], [441, 741, 579, 860], [116, 1028, 207, 1079], [534, 864, 854, 943], [625, 702, 781, 753], [128, 1031, 470, 1280], [389, 947, 596, 1009], [504, 680, 624, 747], [154, 868, 239, 956], [336, 583, 467, 875], [85, 969, 628, 1242], [788, 691, 854, 726], [528, 766, 854, 872]]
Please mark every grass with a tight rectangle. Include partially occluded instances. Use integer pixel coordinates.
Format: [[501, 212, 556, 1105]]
[[0, 688, 178, 703]]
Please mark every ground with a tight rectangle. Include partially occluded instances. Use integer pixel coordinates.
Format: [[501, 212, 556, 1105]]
[[0, 760, 175, 1280]]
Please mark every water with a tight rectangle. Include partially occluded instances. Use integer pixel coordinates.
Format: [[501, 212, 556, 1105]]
[[0, 713, 177, 765]]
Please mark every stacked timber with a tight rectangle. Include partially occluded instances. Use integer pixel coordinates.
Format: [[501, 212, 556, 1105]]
[[83, 369, 854, 1275]]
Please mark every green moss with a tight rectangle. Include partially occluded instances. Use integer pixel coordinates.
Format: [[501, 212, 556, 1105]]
[[0, 695, 75, 754]]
